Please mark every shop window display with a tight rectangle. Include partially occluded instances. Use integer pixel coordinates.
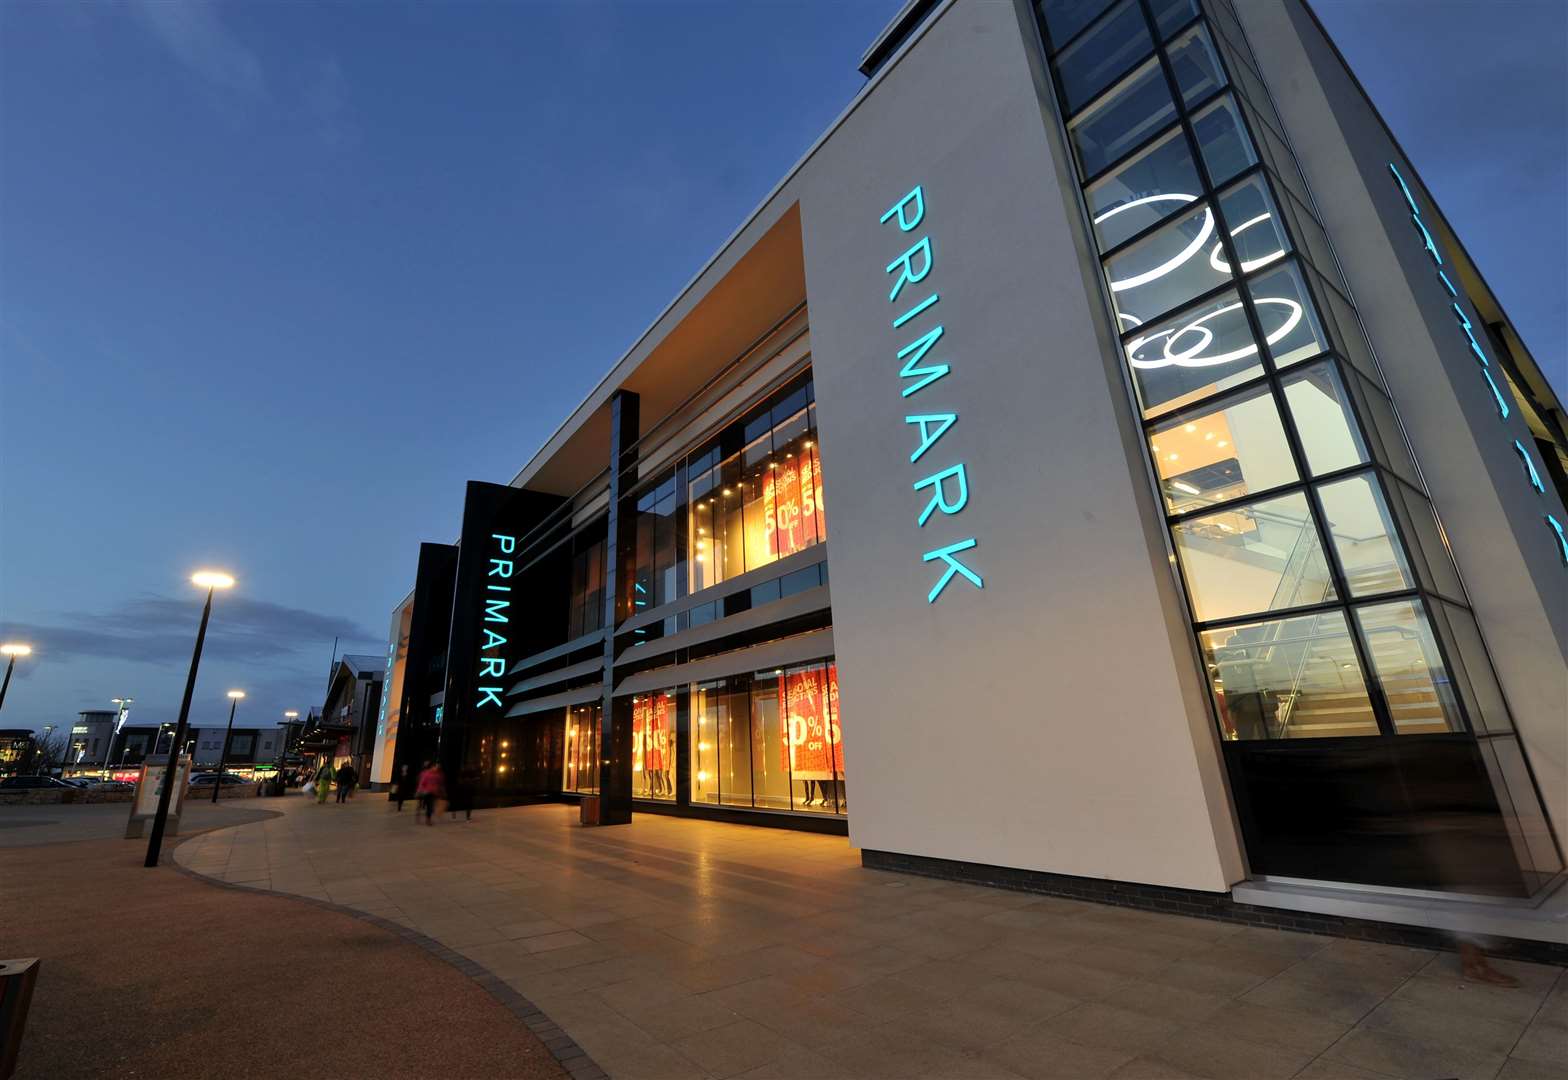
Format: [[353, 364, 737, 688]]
[[562, 703, 600, 793], [631, 691, 675, 801], [689, 661, 843, 815]]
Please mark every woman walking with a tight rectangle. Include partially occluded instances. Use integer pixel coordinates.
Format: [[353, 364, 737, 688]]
[[415, 761, 444, 825], [313, 761, 333, 804]]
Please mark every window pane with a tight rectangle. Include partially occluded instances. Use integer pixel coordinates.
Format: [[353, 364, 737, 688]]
[[1165, 23, 1226, 106], [1215, 173, 1290, 275], [717, 680, 752, 807], [1201, 610, 1377, 740], [691, 682, 720, 806], [750, 670, 790, 810], [564, 703, 599, 793], [1246, 258, 1331, 367], [1173, 491, 1336, 621], [1280, 361, 1368, 476], [1436, 603, 1509, 735], [1070, 59, 1178, 177], [1106, 201, 1231, 327], [1149, 0, 1198, 38], [1085, 128, 1204, 251], [1057, 0, 1153, 113], [781, 663, 840, 813], [1149, 383, 1297, 513], [1348, 375, 1420, 483], [631, 691, 674, 801], [1390, 483, 1465, 601], [1190, 93, 1257, 186], [1317, 473, 1415, 596], [1041, 0, 1117, 49], [1125, 287, 1264, 417], [1354, 599, 1464, 734]]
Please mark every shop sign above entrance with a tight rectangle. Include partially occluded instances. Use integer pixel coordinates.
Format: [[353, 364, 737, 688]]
[[879, 184, 986, 603], [475, 532, 515, 709]]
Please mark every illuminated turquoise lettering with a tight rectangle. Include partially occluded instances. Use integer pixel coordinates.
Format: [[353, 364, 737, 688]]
[[1437, 270, 1458, 297], [1513, 440, 1546, 494], [1409, 214, 1441, 265], [488, 558, 513, 577], [480, 657, 507, 677], [1481, 369, 1511, 418], [481, 628, 507, 650], [484, 598, 510, 623], [886, 236, 933, 302], [923, 538, 983, 603], [896, 325, 949, 397], [914, 463, 969, 526], [1388, 163, 1419, 212], [491, 533, 516, 553], [1548, 515, 1568, 566], [476, 688, 504, 709], [880, 185, 926, 232], [1450, 303, 1490, 366], [905, 413, 957, 463], [893, 293, 939, 328]]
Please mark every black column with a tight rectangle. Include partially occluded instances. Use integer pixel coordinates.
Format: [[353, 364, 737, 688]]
[[597, 390, 639, 825]]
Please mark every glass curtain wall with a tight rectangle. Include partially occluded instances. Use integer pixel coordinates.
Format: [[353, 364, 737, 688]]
[[1031, 0, 1528, 750], [690, 660, 844, 816]]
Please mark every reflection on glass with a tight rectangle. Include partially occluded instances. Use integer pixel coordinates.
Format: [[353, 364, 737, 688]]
[[1280, 361, 1368, 476], [1246, 259, 1330, 367], [1437, 603, 1508, 734], [1190, 93, 1257, 186], [1149, 0, 1198, 38], [1201, 610, 1376, 739], [630, 691, 674, 801], [1317, 473, 1413, 597], [1391, 484, 1465, 601], [1105, 201, 1230, 328], [1043, 0, 1117, 49], [1215, 173, 1289, 275], [1070, 59, 1177, 176], [1354, 599, 1463, 733], [1165, 23, 1226, 105], [562, 703, 600, 793], [1173, 491, 1336, 622], [1125, 288, 1263, 417], [1057, 0, 1153, 113], [1086, 128, 1204, 251], [566, 534, 606, 640], [1149, 383, 1297, 513]]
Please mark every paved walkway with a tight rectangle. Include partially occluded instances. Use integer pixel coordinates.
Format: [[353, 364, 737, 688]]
[[176, 795, 1568, 1080]]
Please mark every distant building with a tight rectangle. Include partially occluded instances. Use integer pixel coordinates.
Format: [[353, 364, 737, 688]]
[[68, 711, 116, 767], [320, 654, 384, 779], [0, 729, 35, 776]]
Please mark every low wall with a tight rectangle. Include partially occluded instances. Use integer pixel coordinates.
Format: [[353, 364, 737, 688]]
[[0, 784, 264, 806]]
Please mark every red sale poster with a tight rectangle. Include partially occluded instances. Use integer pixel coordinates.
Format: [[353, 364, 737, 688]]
[[800, 447, 825, 543], [774, 459, 803, 556], [826, 663, 842, 775], [779, 666, 834, 780]]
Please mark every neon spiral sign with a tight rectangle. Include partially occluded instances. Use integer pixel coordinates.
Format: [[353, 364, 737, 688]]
[[1098, 194, 1289, 369], [1389, 162, 1566, 567]]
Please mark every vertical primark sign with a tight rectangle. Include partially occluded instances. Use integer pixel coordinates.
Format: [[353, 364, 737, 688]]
[[441, 481, 564, 766]]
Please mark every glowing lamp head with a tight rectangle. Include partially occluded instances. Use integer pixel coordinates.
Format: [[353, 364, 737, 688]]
[[191, 571, 236, 590], [227, 690, 246, 700], [283, 710, 300, 719], [1, 643, 33, 657]]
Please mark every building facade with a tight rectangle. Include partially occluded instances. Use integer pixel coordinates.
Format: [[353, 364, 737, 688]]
[[376, 0, 1566, 915]]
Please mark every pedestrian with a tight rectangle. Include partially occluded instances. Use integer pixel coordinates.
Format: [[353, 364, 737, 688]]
[[335, 760, 357, 803], [313, 762, 333, 804], [393, 764, 413, 812], [415, 761, 444, 825]]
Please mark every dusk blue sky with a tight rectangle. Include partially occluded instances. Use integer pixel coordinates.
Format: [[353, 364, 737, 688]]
[[2, 1, 1564, 737]]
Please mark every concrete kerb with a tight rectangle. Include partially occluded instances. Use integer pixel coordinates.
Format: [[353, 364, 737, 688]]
[[170, 824, 609, 1080]]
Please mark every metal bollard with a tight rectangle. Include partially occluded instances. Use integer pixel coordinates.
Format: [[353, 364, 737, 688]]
[[0, 958, 41, 1080]]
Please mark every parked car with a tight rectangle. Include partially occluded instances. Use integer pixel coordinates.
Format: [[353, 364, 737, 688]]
[[60, 777, 93, 788], [188, 773, 248, 787], [83, 779, 135, 792], [0, 775, 74, 789]]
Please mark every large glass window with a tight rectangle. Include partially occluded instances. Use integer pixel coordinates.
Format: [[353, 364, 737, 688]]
[[566, 533, 606, 640], [1245, 258, 1331, 367], [1105, 201, 1230, 328], [1070, 59, 1178, 177], [1149, 382, 1297, 513], [1125, 287, 1263, 417], [1189, 93, 1257, 186], [1057, 0, 1153, 113], [1200, 610, 1377, 739], [688, 661, 844, 816], [1086, 127, 1204, 251], [1214, 173, 1290, 275], [1316, 472, 1413, 597], [632, 472, 679, 610], [1164, 23, 1226, 106], [687, 378, 825, 594], [1353, 600, 1463, 734], [631, 691, 674, 801], [562, 703, 600, 793], [1173, 491, 1336, 622], [1280, 361, 1368, 476]]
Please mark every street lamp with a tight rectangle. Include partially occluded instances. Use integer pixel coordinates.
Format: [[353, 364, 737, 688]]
[[145, 570, 235, 868], [0, 643, 33, 713], [38, 724, 55, 776], [108, 696, 134, 778], [212, 690, 245, 803]]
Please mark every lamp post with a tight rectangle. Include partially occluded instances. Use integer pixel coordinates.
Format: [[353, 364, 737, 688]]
[[145, 570, 234, 868], [0, 643, 33, 713], [38, 724, 55, 775], [212, 690, 245, 803], [108, 696, 134, 778]]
